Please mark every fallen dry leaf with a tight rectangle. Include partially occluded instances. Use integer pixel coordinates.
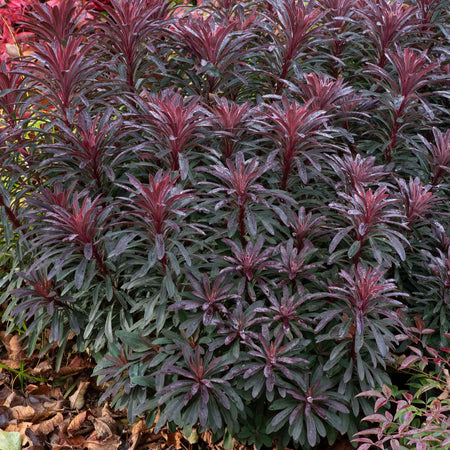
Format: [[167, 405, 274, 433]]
[[31, 408, 60, 425], [162, 430, 182, 450], [93, 418, 113, 440], [0, 388, 12, 404], [200, 430, 214, 447], [11, 405, 36, 421], [51, 431, 87, 449], [99, 405, 117, 430], [69, 380, 90, 410], [0, 359, 21, 370], [57, 356, 93, 377], [128, 419, 146, 450], [67, 410, 93, 435], [140, 444, 162, 450], [25, 428, 45, 447], [25, 385, 42, 395], [32, 412, 64, 436], [43, 399, 66, 411], [29, 361, 53, 378], [84, 433, 121, 450], [26, 385, 63, 398], [0, 372, 9, 386], [1, 334, 26, 361], [3, 391, 18, 408], [91, 405, 117, 440], [0, 405, 12, 428], [136, 432, 165, 449]]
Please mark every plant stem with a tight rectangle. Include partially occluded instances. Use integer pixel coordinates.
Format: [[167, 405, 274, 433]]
[[0, 362, 47, 383], [238, 203, 246, 244], [281, 150, 294, 191], [0, 191, 21, 229], [385, 99, 406, 163]]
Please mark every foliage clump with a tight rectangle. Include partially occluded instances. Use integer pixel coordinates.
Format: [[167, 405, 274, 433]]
[[0, 0, 449, 447]]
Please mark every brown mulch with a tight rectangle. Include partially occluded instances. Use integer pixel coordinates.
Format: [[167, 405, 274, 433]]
[[0, 331, 353, 450]]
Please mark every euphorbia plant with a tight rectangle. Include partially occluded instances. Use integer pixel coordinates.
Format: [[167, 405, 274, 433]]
[[0, 0, 448, 448], [329, 185, 409, 265], [258, 97, 329, 188], [368, 47, 440, 162]]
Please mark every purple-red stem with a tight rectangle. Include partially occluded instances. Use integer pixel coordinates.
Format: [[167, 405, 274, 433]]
[[331, 39, 344, 79], [281, 150, 294, 191], [0, 192, 21, 229], [352, 238, 364, 266], [238, 203, 246, 245], [92, 244, 110, 279], [385, 100, 406, 163], [350, 334, 357, 360], [432, 168, 445, 186], [276, 48, 294, 95]]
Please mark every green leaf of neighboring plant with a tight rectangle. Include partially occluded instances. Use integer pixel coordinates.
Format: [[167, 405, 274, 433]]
[[223, 429, 233, 450], [0, 431, 22, 450]]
